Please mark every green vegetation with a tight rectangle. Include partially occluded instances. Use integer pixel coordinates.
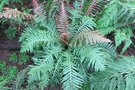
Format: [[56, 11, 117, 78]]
[[4, 27, 17, 40], [19, 53, 29, 64], [0, 62, 18, 89], [0, 52, 29, 89], [0, 61, 6, 70], [9, 52, 29, 64], [0, 0, 135, 90], [9, 52, 18, 62]]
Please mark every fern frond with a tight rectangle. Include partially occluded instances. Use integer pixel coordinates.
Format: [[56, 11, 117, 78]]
[[57, 1, 68, 33], [28, 63, 53, 90], [73, 46, 112, 71], [95, 43, 116, 58], [0, 7, 33, 20], [48, 1, 59, 19], [19, 27, 34, 42], [62, 52, 83, 90], [70, 30, 111, 47], [78, 16, 96, 32], [88, 48, 108, 71], [68, 9, 82, 26], [20, 30, 58, 52], [20, 16, 59, 53], [69, 15, 96, 37], [97, 1, 119, 28], [32, 45, 63, 64]]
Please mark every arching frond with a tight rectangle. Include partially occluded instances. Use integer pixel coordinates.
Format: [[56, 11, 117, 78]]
[[70, 30, 111, 47], [19, 16, 59, 53], [20, 30, 58, 52], [19, 27, 35, 42]]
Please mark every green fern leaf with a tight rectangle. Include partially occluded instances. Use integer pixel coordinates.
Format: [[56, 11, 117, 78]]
[[62, 53, 83, 90], [33, 45, 63, 64], [78, 16, 96, 32], [20, 30, 58, 52], [74, 46, 112, 71], [28, 63, 53, 89]]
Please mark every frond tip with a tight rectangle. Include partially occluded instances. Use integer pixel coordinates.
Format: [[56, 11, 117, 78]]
[[70, 30, 112, 46]]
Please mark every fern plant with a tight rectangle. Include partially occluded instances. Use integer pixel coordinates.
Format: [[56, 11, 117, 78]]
[[17, 0, 135, 90], [18, 0, 113, 90]]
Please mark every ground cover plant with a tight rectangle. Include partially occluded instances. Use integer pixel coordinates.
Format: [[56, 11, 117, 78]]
[[0, 0, 135, 90]]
